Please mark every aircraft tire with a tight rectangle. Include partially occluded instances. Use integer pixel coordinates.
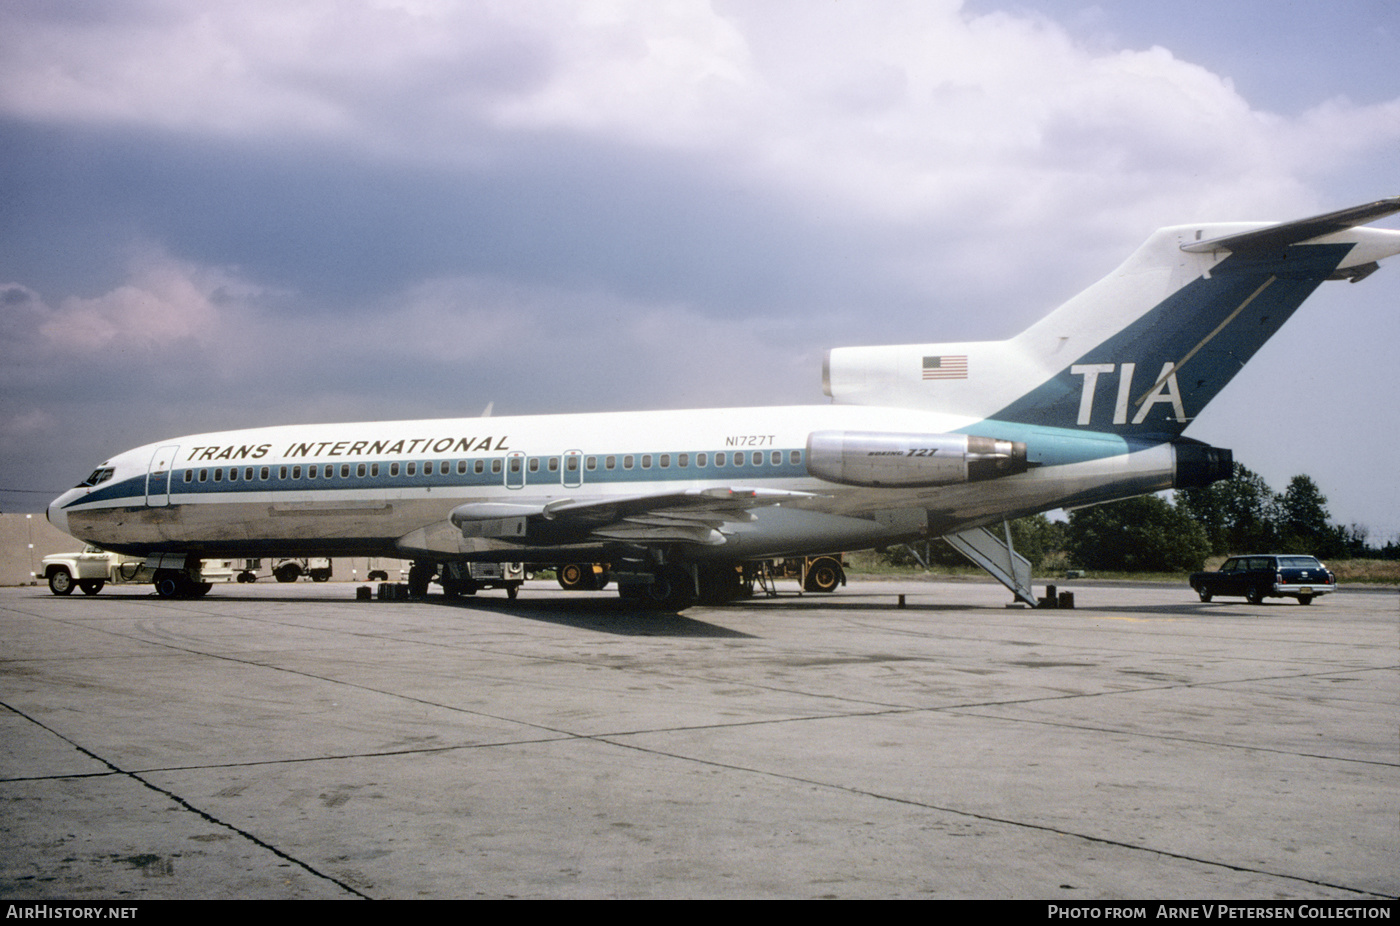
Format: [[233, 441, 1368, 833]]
[[803, 558, 844, 593], [153, 571, 184, 598], [441, 577, 478, 598], [79, 579, 105, 595], [558, 564, 595, 591], [48, 569, 75, 596], [407, 562, 434, 598], [696, 564, 743, 604], [643, 565, 696, 611]]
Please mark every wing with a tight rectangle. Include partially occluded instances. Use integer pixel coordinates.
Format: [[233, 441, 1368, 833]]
[[448, 487, 817, 546], [445, 487, 822, 547]]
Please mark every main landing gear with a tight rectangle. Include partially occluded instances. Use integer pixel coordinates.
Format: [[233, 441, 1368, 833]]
[[801, 556, 845, 593], [407, 561, 524, 600], [616, 563, 698, 611], [152, 569, 212, 598]]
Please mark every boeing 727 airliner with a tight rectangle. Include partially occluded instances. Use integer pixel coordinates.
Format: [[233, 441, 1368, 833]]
[[47, 199, 1400, 607]]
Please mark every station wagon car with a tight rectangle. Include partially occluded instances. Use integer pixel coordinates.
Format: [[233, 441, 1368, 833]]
[[1189, 555, 1335, 605]]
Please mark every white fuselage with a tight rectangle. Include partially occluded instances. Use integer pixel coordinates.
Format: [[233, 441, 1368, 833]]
[[46, 403, 1173, 563]]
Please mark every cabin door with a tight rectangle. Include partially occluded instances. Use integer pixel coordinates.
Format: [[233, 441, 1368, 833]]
[[563, 450, 583, 488], [145, 444, 181, 507], [504, 451, 526, 490]]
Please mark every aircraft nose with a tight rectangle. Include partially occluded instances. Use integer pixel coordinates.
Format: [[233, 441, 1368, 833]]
[[46, 494, 70, 535]]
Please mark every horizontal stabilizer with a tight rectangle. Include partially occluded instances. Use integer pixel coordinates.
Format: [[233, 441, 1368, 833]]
[[1181, 196, 1400, 254]]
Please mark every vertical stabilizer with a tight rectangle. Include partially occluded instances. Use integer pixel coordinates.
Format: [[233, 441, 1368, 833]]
[[824, 199, 1400, 437]]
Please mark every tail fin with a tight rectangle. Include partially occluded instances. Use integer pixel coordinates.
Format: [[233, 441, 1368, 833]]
[[825, 198, 1400, 436]]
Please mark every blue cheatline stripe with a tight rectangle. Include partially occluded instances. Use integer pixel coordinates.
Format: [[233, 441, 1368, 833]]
[[64, 448, 811, 508], [954, 420, 1141, 466]]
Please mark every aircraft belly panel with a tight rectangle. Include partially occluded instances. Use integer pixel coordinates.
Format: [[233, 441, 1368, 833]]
[[66, 495, 457, 558]]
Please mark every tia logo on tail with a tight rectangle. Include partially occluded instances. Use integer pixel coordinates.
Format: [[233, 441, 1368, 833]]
[[1071, 362, 1185, 426]]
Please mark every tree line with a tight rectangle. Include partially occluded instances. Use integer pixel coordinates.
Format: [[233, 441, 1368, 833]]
[[883, 463, 1395, 573]]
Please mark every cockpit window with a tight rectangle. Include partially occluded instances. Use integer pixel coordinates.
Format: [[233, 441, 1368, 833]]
[[78, 467, 115, 488]]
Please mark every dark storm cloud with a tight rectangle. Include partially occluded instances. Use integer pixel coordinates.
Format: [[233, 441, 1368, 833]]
[[0, 118, 914, 325]]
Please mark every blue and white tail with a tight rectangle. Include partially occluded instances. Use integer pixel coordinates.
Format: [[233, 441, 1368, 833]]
[[825, 198, 1400, 437]]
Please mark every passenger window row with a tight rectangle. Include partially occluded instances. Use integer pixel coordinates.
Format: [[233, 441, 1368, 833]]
[[179, 449, 804, 485], [586, 450, 801, 471]]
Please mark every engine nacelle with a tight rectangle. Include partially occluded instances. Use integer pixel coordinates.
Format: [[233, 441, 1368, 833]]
[[806, 431, 1028, 488], [1171, 440, 1233, 488]]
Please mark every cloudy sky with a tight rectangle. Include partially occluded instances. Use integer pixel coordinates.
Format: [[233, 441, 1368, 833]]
[[3, 0, 1398, 540]]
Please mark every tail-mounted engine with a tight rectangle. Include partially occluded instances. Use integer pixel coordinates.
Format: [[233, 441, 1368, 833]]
[[806, 431, 1028, 488], [1171, 440, 1233, 488]]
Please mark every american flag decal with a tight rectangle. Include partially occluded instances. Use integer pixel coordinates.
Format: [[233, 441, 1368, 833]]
[[922, 355, 968, 380]]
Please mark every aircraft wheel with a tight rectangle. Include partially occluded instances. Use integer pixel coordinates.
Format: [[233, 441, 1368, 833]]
[[79, 579, 105, 595], [697, 564, 743, 604], [153, 571, 184, 598], [48, 569, 75, 596], [803, 557, 844, 593], [407, 562, 434, 598], [441, 577, 477, 598], [642, 565, 696, 611], [558, 563, 594, 591], [1246, 585, 1264, 605]]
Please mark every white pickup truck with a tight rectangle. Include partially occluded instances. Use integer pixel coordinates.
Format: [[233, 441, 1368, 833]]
[[41, 546, 236, 596]]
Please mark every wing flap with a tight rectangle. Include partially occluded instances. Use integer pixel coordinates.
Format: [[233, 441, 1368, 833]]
[[447, 487, 820, 547]]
